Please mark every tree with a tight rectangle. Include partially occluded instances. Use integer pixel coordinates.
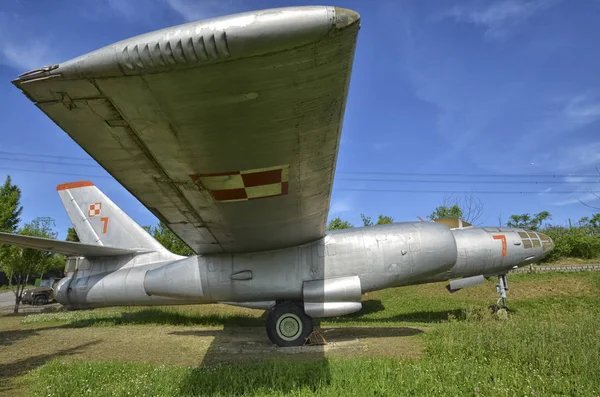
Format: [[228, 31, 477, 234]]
[[579, 166, 600, 211], [149, 222, 194, 256], [428, 194, 484, 224], [326, 217, 353, 230], [0, 217, 64, 313], [360, 214, 373, 227], [361, 214, 394, 227], [0, 176, 22, 233], [428, 204, 463, 221], [506, 211, 551, 231], [578, 213, 600, 235], [66, 227, 80, 242], [376, 215, 393, 225], [0, 175, 23, 311]]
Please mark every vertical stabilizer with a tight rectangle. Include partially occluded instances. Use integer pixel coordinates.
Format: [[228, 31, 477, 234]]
[[56, 181, 169, 253]]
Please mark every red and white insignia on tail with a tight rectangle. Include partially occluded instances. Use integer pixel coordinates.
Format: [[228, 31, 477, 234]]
[[88, 203, 102, 217], [191, 165, 289, 203]]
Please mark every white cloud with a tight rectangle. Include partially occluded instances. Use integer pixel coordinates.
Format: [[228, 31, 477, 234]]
[[552, 142, 600, 170], [0, 40, 52, 71], [553, 191, 600, 206], [78, 0, 172, 24], [104, 0, 145, 21], [163, 0, 239, 22], [443, 0, 558, 38], [329, 199, 353, 215], [0, 13, 57, 72], [329, 190, 358, 216], [564, 176, 590, 184], [564, 94, 600, 125]]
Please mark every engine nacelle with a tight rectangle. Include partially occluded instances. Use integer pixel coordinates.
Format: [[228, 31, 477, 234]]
[[303, 275, 362, 318], [144, 256, 204, 299], [54, 275, 73, 306], [446, 274, 485, 293]]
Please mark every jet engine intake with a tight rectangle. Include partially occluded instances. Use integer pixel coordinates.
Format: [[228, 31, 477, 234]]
[[54, 274, 73, 306], [303, 275, 362, 317]]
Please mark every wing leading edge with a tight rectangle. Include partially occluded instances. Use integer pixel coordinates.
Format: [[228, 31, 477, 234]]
[[12, 6, 361, 254]]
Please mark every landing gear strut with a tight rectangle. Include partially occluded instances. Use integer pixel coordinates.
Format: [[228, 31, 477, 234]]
[[489, 274, 510, 312], [266, 301, 313, 347]]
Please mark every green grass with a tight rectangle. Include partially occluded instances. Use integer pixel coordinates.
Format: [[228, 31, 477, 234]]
[[24, 307, 600, 396], [15, 273, 600, 396]]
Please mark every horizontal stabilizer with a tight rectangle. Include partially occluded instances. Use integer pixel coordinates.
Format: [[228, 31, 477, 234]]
[[0, 232, 150, 257]]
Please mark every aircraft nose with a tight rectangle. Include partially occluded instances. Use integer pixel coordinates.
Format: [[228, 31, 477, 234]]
[[538, 233, 554, 254]]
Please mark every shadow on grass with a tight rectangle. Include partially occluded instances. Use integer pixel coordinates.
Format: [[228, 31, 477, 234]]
[[0, 341, 101, 394], [324, 300, 464, 324], [170, 326, 423, 341], [179, 359, 331, 396], [67, 309, 265, 328], [174, 323, 423, 396], [0, 324, 66, 347], [385, 309, 465, 323]]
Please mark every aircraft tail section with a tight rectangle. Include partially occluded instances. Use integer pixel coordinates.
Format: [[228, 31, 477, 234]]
[[57, 181, 170, 254]]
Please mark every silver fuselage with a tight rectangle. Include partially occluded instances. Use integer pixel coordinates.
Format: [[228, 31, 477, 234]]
[[56, 222, 551, 316]]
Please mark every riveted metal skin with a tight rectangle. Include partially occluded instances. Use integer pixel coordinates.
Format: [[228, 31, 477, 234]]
[[12, 6, 361, 255], [6, 6, 555, 321], [54, 220, 552, 311], [414, 226, 552, 285], [303, 276, 362, 317]]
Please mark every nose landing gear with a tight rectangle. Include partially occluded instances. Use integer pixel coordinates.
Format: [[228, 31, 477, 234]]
[[488, 274, 510, 312]]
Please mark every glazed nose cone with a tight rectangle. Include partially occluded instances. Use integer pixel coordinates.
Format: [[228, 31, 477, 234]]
[[538, 233, 554, 254], [334, 7, 360, 29]]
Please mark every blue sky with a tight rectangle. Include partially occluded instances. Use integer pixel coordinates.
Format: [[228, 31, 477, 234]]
[[0, 0, 599, 238]]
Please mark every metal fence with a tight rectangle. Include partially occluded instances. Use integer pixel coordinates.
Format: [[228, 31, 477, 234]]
[[510, 265, 600, 274]]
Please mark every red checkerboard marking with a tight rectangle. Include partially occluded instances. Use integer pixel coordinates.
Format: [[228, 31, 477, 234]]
[[88, 202, 102, 217], [191, 165, 289, 203]]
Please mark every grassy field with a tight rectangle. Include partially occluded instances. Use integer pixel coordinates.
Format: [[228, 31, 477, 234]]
[[2, 272, 600, 396]]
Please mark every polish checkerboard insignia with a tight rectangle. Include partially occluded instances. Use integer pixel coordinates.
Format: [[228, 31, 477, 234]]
[[88, 202, 102, 217], [191, 165, 289, 203]]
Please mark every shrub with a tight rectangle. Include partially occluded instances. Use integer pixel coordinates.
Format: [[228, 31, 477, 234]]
[[542, 227, 600, 262]]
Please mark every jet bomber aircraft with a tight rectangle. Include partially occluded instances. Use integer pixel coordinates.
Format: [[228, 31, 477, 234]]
[[2, 6, 553, 346]]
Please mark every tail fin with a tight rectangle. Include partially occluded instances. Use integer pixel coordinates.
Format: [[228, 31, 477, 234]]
[[56, 181, 169, 253]]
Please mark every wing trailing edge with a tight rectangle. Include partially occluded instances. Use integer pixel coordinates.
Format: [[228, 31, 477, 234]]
[[0, 232, 150, 257]]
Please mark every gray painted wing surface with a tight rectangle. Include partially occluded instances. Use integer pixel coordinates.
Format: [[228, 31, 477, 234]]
[[0, 232, 141, 257], [13, 6, 360, 254]]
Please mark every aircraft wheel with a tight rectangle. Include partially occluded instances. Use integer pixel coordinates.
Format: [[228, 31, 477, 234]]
[[266, 301, 313, 347]]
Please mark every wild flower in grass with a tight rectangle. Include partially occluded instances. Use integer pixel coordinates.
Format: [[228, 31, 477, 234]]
[[475, 387, 480, 393]]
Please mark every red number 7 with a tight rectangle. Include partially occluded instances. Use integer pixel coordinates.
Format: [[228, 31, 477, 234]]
[[100, 217, 109, 234], [493, 235, 507, 257]]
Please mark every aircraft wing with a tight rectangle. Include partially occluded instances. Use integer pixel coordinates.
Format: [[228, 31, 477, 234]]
[[0, 232, 145, 257], [12, 6, 360, 254]]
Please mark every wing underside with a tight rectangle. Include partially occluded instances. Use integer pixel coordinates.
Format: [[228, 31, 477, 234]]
[[13, 6, 360, 254]]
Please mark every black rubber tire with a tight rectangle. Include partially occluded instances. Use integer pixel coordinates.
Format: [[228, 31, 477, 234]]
[[33, 295, 47, 306], [266, 301, 313, 347]]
